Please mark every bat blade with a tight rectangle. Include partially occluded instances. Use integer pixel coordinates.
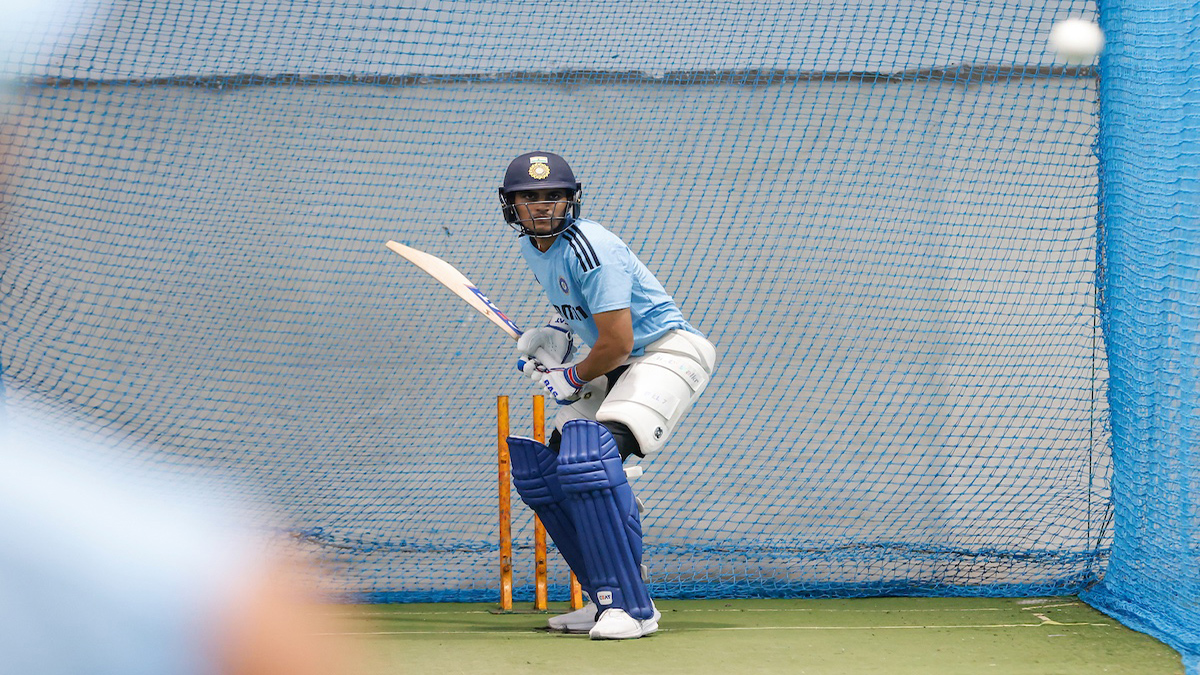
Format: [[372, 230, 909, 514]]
[[385, 240, 523, 340], [386, 241, 596, 394]]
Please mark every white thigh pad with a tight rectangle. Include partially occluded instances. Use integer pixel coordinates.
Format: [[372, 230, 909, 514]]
[[596, 330, 717, 455]]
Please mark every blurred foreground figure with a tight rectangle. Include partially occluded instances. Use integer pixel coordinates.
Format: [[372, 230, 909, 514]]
[[1, 2, 367, 672], [0, 418, 367, 675]]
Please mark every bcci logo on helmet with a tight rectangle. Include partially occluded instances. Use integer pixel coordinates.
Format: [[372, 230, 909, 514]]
[[528, 156, 551, 180]]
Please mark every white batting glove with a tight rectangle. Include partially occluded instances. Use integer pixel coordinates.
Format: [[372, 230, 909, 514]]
[[516, 316, 574, 374], [532, 365, 588, 404]]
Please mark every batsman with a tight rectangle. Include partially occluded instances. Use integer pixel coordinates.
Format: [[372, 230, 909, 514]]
[[500, 152, 717, 639]]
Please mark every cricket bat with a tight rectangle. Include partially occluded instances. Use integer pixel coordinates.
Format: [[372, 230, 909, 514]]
[[386, 240, 525, 340], [386, 240, 634, 469], [386, 240, 580, 377]]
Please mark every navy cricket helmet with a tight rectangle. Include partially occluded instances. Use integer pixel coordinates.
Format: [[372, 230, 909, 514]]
[[498, 151, 583, 237]]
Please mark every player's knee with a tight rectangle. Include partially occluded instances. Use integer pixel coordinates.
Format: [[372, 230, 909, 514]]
[[557, 420, 625, 493], [601, 421, 643, 461], [552, 424, 640, 460]]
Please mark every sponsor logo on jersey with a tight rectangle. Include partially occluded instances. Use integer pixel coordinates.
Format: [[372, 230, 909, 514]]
[[556, 304, 590, 321]]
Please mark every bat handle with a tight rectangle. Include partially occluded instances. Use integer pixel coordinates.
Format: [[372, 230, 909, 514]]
[[518, 347, 562, 375], [531, 346, 560, 368]]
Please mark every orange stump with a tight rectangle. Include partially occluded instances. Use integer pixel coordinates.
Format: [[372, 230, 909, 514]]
[[570, 572, 584, 610], [498, 393, 584, 612], [497, 395, 512, 611], [532, 395, 549, 610]]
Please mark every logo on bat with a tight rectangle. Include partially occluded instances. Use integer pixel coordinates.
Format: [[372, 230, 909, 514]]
[[468, 285, 521, 335]]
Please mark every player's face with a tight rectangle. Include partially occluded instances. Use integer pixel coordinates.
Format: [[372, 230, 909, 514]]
[[512, 188, 572, 236]]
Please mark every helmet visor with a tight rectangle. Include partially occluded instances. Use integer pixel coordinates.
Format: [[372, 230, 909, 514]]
[[507, 189, 578, 238]]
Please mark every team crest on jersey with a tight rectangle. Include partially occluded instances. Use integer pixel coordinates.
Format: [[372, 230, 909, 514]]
[[528, 157, 551, 180], [558, 276, 569, 294]]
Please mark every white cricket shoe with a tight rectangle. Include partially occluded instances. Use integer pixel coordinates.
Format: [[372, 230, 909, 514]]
[[588, 607, 660, 640], [547, 602, 598, 633]]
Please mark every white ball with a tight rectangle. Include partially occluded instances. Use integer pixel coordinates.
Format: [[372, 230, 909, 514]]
[[1049, 19, 1105, 64]]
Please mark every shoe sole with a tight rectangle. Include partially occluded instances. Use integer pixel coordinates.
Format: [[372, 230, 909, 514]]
[[547, 614, 598, 633], [547, 623, 595, 634], [589, 630, 644, 640], [589, 618, 659, 640]]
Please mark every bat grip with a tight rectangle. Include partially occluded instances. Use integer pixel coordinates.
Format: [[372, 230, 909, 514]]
[[531, 346, 561, 369]]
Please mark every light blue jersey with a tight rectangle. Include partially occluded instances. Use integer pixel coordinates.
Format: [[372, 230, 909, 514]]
[[519, 218, 700, 354]]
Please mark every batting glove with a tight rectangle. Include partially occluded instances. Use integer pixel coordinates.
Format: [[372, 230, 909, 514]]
[[532, 365, 588, 404], [516, 316, 574, 374]]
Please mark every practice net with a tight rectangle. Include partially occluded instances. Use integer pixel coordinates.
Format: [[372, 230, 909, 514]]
[[3, 0, 1110, 604], [1079, 0, 1200, 669]]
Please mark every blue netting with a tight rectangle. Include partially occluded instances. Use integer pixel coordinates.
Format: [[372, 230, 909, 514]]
[[1079, 1, 1200, 670], [1, 0, 1124, 622]]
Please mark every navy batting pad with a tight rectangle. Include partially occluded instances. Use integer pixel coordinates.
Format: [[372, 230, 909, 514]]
[[508, 435, 594, 600], [556, 420, 653, 620]]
